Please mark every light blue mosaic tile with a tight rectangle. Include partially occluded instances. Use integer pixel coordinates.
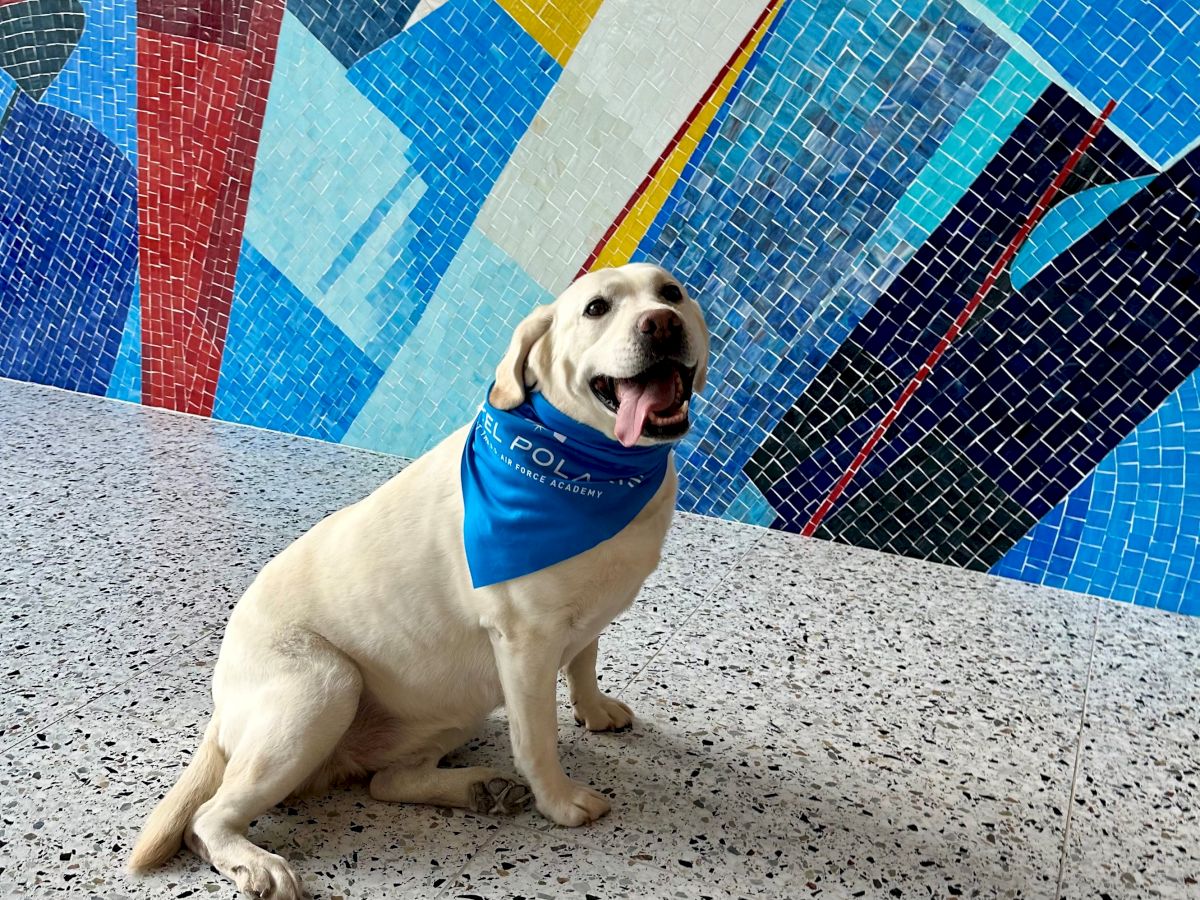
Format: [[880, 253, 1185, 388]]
[[342, 226, 553, 456], [213, 242, 383, 442], [105, 274, 141, 403], [1010, 176, 1154, 289], [994, 369, 1200, 613]]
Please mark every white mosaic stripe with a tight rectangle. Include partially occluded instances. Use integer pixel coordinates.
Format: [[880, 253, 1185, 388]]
[[475, 0, 763, 291]]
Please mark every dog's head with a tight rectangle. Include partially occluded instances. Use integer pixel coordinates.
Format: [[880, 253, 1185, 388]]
[[490, 262, 709, 447]]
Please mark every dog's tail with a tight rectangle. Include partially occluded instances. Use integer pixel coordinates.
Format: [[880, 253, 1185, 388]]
[[127, 721, 226, 873]]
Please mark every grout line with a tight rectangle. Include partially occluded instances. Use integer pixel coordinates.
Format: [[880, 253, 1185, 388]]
[[800, 100, 1117, 537], [615, 530, 766, 698], [575, 0, 786, 277], [0, 629, 219, 755], [1053, 596, 1102, 898]]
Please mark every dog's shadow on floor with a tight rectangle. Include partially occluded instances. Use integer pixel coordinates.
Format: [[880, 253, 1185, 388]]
[[242, 711, 797, 855], [211, 712, 1035, 897]]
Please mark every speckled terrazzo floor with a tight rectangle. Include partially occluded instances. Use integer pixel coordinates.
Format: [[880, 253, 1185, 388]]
[[1, 378, 1196, 900]]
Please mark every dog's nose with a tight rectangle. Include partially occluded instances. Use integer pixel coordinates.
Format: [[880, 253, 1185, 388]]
[[638, 309, 683, 346]]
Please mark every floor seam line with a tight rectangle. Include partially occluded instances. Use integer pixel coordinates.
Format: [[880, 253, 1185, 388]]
[[616, 530, 766, 698], [434, 828, 500, 898], [0, 629, 218, 755], [1053, 596, 1102, 898]]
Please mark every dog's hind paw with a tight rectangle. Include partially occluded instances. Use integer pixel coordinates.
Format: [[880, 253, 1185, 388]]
[[469, 777, 534, 816], [228, 851, 305, 900]]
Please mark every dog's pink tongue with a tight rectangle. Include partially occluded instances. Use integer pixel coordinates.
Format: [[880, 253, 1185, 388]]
[[614, 376, 675, 447]]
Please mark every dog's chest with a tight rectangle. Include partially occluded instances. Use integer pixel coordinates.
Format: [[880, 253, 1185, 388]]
[[564, 516, 668, 627]]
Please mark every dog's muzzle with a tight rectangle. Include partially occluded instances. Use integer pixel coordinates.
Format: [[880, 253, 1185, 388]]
[[590, 357, 696, 447]]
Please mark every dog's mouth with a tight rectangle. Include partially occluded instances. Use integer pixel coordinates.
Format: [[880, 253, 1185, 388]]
[[590, 360, 696, 447]]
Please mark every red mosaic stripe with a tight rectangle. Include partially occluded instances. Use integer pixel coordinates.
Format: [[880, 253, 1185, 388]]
[[137, 0, 285, 415], [800, 99, 1119, 537]]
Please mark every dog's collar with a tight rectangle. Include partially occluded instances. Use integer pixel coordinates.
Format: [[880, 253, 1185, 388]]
[[460, 387, 674, 588]]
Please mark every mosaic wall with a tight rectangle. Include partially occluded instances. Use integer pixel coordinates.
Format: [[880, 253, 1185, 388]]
[[1, 0, 1198, 614]]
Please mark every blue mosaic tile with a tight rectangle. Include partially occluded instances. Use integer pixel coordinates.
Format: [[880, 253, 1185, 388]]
[[995, 370, 1200, 614], [213, 242, 384, 442], [105, 273, 141, 403], [39, 0, 138, 162], [1016, 0, 1200, 167], [638, 0, 1012, 522], [346, 0, 560, 359], [0, 90, 136, 394]]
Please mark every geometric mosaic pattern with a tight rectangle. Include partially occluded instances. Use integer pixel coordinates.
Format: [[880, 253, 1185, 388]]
[[748, 90, 1172, 562], [136, 0, 286, 415], [0, 0, 85, 101], [994, 368, 1200, 615], [1, 0, 1198, 614]]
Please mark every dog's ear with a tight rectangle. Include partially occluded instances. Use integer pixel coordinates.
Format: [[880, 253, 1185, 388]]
[[691, 307, 710, 394], [693, 356, 709, 395], [490, 305, 554, 410]]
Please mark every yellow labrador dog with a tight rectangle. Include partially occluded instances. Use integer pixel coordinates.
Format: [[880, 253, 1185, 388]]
[[128, 262, 709, 899]]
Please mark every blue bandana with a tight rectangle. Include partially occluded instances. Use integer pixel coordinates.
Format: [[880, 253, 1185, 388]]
[[461, 389, 674, 588]]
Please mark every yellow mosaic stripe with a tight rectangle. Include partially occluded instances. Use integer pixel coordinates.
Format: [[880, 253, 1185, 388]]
[[494, 0, 605, 67], [590, 1, 784, 271]]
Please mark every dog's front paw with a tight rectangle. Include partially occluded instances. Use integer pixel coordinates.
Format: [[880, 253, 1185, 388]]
[[573, 694, 634, 732], [536, 779, 611, 827]]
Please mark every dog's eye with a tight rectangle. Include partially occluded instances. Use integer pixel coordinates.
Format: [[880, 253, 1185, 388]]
[[584, 297, 610, 318], [659, 284, 683, 304]]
